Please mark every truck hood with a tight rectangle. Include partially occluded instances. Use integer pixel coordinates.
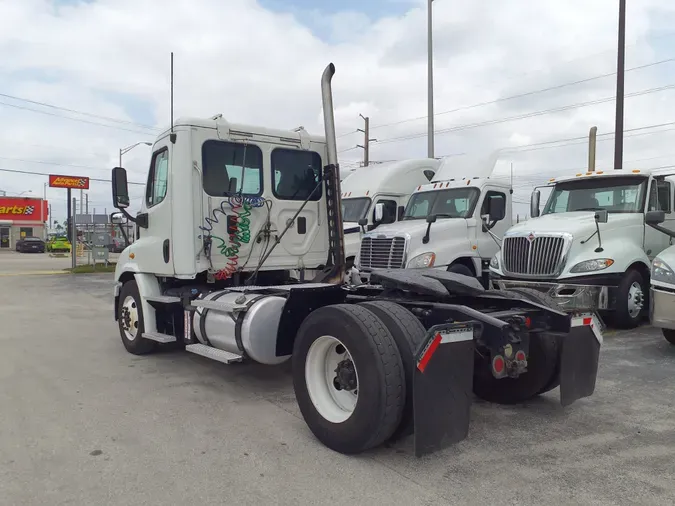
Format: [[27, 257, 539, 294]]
[[365, 218, 469, 242], [507, 212, 640, 238]]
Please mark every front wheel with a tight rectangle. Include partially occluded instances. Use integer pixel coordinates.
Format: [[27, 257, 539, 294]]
[[292, 304, 405, 454], [448, 263, 474, 277], [117, 280, 156, 355], [663, 329, 675, 345], [613, 269, 647, 329]]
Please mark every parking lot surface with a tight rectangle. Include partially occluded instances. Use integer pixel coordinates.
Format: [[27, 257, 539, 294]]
[[1, 272, 674, 506]]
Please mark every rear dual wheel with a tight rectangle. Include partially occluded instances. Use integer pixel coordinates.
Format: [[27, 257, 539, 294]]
[[293, 303, 423, 454], [472, 287, 561, 404]]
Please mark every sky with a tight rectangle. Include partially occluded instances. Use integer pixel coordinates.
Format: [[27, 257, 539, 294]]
[[1, 0, 675, 222]]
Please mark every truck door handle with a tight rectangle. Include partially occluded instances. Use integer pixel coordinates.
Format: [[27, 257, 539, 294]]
[[163, 239, 170, 263]]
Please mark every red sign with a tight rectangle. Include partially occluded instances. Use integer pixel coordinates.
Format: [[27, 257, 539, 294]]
[[0, 198, 49, 222], [49, 174, 90, 190]]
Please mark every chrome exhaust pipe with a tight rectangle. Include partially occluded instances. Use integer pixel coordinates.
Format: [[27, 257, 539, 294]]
[[321, 63, 338, 167]]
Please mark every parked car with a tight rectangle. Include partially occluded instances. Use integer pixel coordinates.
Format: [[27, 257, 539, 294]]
[[46, 236, 71, 253], [16, 236, 46, 253]]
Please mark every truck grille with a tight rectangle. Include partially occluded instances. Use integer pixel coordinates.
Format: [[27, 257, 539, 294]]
[[359, 237, 406, 270], [503, 235, 566, 277]]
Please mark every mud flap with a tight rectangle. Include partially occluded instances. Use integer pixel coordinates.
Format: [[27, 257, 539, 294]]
[[412, 322, 477, 458], [559, 314, 603, 407]]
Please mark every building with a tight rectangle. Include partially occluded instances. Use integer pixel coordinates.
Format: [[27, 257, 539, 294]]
[[0, 197, 49, 249]]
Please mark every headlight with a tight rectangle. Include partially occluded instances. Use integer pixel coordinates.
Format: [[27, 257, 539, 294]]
[[408, 252, 436, 269], [489, 254, 499, 270], [570, 258, 614, 273], [652, 257, 675, 283]]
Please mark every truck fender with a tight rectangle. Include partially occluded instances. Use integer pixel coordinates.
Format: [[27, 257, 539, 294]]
[[132, 273, 162, 334]]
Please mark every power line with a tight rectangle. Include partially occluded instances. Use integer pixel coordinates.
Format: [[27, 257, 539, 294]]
[[0, 92, 160, 131], [369, 57, 675, 132], [0, 167, 145, 185], [0, 101, 157, 136], [375, 83, 675, 145], [0, 156, 109, 172]]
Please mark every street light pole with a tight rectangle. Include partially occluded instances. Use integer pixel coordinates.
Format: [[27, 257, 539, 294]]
[[427, 0, 435, 159], [119, 141, 152, 166], [614, 0, 626, 170]]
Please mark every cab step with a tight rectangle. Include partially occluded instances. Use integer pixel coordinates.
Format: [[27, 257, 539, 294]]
[[185, 343, 243, 364], [142, 332, 177, 343], [145, 295, 182, 304]]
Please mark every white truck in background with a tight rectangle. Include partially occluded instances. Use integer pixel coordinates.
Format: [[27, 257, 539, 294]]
[[489, 168, 675, 328], [340, 159, 439, 268], [353, 154, 512, 287]]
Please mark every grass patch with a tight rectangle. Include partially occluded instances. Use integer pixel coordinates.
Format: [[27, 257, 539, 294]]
[[65, 263, 117, 274]]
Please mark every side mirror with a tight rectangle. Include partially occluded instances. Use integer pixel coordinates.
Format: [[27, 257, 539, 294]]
[[397, 205, 405, 221], [594, 209, 609, 224], [374, 203, 384, 223], [530, 189, 541, 218], [112, 167, 130, 209], [357, 218, 368, 227], [646, 210, 666, 225], [426, 214, 437, 224], [487, 196, 506, 221]]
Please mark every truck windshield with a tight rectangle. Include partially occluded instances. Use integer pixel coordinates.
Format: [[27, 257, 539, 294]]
[[403, 188, 479, 220], [341, 197, 371, 222], [542, 176, 648, 215]]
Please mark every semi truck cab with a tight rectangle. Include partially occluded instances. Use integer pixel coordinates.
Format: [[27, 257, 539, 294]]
[[490, 168, 675, 328]]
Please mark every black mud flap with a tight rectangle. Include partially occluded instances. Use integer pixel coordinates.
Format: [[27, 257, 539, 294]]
[[412, 322, 477, 458], [559, 320, 602, 407]]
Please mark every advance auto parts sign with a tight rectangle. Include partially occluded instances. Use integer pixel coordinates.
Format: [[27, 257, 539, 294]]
[[49, 174, 90, 189], [0, 198, 49, 222]]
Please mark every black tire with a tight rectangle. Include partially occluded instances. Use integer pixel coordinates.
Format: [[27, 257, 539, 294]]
[[613, 269, 647, 329], [358, 301, 425, 439], [501, 287, 562, 395], [117, 280, 156, 355], [292, 304, 405, 454], [663, 329, 675, 345], [448, 263, 474, 277], [473, 287, 561, 404]]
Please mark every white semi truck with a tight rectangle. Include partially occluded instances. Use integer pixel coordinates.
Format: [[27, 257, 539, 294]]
[[490, 168, 675, 329], [110, 63, 602, 457], [341, 159, 439, 268], [353, 155, 511, 287]]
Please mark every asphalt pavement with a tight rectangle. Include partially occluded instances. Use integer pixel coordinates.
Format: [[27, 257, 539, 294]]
[[1, 270, 674, 506]]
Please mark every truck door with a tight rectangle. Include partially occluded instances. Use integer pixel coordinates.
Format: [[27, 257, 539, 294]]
[[370, 196, 398, 230], [475, 188, 510, 261], [644, 177, 674, 259], [139, 139, 174, 275]]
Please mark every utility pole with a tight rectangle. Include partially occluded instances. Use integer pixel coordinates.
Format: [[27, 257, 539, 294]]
[[357, 114, 377, 167], [427, 0, 435, 159], [614, 0, 626, 170]]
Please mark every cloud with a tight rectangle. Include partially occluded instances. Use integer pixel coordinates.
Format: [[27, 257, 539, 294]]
[[0, 0, 674, 222]]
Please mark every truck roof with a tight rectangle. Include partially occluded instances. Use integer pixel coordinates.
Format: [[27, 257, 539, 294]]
[[432, 151, 501, 182], [548, 167, 675, 185], [414, 174, 511, 194], [340, 158, 440, 198], [157, 116, 326, 149]]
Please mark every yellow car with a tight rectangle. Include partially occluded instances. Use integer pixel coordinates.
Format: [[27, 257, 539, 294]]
[[46, 236, 71, 253]]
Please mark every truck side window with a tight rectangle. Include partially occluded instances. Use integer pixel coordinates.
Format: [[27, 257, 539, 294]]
[[271, 148, 322, 201], [481, 191, 506, 219], [649, 180, 671, 212], [146, 148, 169, 208], [202, 140, 263, 197], [375, 199, 397, 224]]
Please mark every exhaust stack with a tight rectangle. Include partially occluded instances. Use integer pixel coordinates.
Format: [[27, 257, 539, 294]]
[[315, 63, 346, 284]]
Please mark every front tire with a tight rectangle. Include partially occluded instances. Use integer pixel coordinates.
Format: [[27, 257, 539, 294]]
[[613, 269, 647, 329], [292, 304, 405, 454], [117, 280, 156, 355], [663, 329, 675, 345], [448, 263, 474, 277]]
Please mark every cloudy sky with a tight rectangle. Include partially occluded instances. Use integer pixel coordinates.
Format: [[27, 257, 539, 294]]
[[1, 0, 675, 222]]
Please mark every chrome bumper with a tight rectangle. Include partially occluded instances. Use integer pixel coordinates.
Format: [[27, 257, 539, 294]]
[[650, 287, 675, 330], [494, 279, 610, 312]]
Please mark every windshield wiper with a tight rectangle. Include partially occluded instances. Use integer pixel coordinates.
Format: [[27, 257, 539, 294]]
[[574, 207, 604, 212]]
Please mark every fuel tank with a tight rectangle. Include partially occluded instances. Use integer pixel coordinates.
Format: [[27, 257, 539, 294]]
[[193, 290, 290, 365]]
